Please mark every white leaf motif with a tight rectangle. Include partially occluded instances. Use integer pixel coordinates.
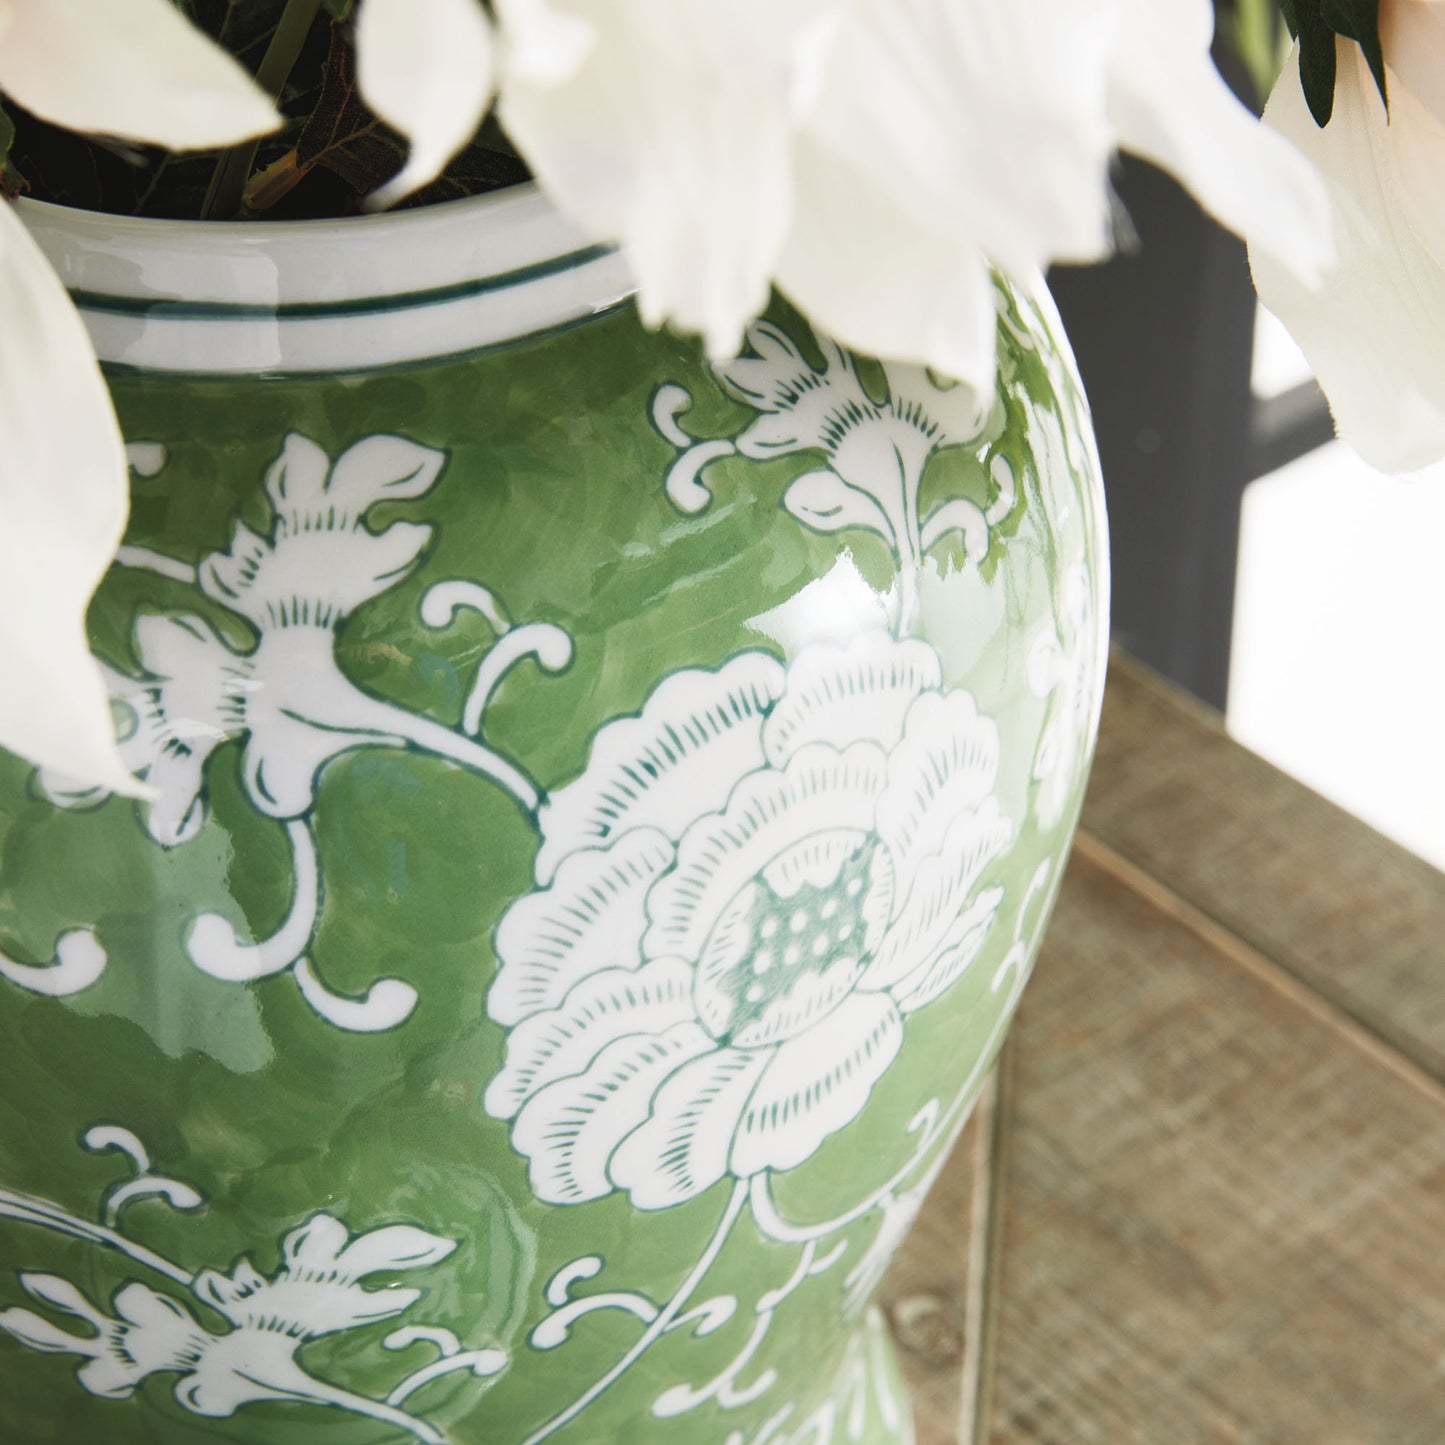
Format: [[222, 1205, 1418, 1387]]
[[783, 469, 893, 541]]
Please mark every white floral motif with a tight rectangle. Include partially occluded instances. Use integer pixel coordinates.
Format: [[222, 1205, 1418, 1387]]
[[485, 629, 1012, 1210], [41, 432, 532, 840], [2, 1216, 454, 1419], [659, 320, 1001, 567], [17, 431, 568, 1029], [0, 1129, 504, 1444]]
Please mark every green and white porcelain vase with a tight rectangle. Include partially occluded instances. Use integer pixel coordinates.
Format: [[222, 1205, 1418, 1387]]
[[0, 186, 1107, 1445]]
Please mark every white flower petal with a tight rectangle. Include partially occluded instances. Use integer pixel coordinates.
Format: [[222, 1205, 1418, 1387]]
[[536, 652, 783, 881], [110, 1282, 199, 1338], [513, 1023, 716, 1205], [501, 0, 595, 86], [0, 1307, 91, 1356], [484, 957, 697, 1117], [713, 319, 810, 414], [1109, 0, 1333, 284], [609, 1044, 768, 1209], [864, 806, 1010, 994], [761, 632, 941, 767], [643, 740, 887, 964], [1251, 41, 1445, 472], [782, 469, 894, 541], [882, 361, 995, 451], [260, 432, 331, 514], [802, 0, 1113, 276], [358, 0, 497, 210], [890, 883, 1003, 1013], [777, 138, 1000, 392], [730, 990, 902, 1177], [875, 690, 1001, 885], [325, 433, 448, 512], [18, 1274, 103, 1322], [498, 0, 837, 356], [281, 1212, 350, 1272], [1382, 0, 1445, 130], [0, 201, 143, 795], [335, 1223, 457, 1278], [491, 828, 676, 1026], [0, 0, 278, 149]]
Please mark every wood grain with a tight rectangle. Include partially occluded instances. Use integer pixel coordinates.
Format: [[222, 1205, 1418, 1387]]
[[883, 651, 1445, 1445], [988, 849, 1445, 1444], [1083, 656, 1445, 1081]]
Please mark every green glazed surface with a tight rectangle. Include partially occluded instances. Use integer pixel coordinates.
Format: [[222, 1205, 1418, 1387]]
[[0, 277, 1105, 1443]]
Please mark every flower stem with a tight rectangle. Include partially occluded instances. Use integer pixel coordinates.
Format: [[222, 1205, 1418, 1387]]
[[363, 698, 542, 815], [0, 1189, 192, 1289], [202, 0, 324, 220], [283, 1374, 449, 1444], [520, 1180, 748, 1445]]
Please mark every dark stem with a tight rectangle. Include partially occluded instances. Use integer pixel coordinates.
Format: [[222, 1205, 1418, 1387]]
[[201, 0, 324, 220]]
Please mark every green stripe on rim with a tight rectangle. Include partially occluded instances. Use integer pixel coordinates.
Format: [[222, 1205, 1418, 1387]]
[[70, 243, 617, 321], [96, 295, 637, 380]]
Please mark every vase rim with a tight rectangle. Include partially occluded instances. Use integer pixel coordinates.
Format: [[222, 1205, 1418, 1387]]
[[18, 182, 638, 376]]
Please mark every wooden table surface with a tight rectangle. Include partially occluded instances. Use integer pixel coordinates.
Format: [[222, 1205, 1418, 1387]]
[[882, 651, 1445, 1444]]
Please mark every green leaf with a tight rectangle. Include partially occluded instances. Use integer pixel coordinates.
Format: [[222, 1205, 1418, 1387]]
[[293, 18, 407, 198], [266, 19, 524, 215], [1280, 0, 1389, 126], [170, 1, 299, 75], [0, 104, 17, 200], [1320, 0, 1388, 112], [1230, 0, 1291, 107], [1294, 3, 1340, 125]]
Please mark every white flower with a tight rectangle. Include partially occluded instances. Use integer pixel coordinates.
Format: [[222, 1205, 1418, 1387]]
[[496, 0, 838, 359], [485, 633, 1012, 1211], [0, 0, 278, 793], [39, 433, 448, 844], [1251, 5, 1445, 473], [491, 0, 1331, 391]]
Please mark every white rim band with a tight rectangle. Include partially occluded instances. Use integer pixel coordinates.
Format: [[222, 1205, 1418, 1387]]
[[19, 185, 637, 375]]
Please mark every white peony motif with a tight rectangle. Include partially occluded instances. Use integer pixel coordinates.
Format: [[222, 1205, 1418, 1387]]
[[485, 631, 1012, 1211]]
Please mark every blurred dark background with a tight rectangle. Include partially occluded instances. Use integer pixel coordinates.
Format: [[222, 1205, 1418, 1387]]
[[1046, 0, 1330, 711]]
